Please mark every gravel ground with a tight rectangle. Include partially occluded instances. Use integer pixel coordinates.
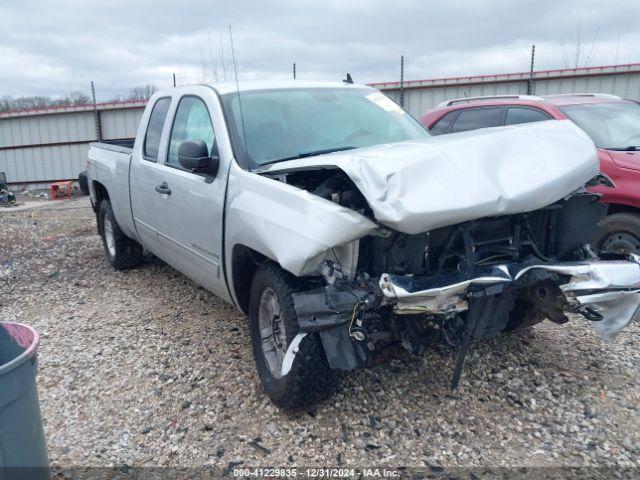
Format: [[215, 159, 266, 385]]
[[1, 198, 640, 471]]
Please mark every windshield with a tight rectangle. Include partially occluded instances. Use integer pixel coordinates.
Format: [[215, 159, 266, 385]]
[[221, 87, 429, 167], [560, 102, 640, 150]]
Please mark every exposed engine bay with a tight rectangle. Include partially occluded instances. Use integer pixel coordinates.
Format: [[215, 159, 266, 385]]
[[263, 166, 640, 387]]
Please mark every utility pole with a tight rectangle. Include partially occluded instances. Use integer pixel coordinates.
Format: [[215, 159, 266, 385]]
[[293, 62, 296, 79], [90, 81, 102, 141], [527, 45, 536, 95], [173, 73, 176, 87], [399, 55, 405, 108]]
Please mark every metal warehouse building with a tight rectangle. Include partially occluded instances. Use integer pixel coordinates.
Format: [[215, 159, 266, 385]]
[[0, 100, 145, 190], [375, 62, 640, 119], [2, 62, 640, 189]]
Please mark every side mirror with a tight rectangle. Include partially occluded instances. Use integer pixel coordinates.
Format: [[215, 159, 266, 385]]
[[178, 140, 220, 178]]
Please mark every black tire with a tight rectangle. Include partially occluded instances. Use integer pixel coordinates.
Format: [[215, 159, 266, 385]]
[[248, 262, 337, 410], [98, 200, 143, 270], [503, 299, 545, 333], [594, 212, 640, 255], [78, 171, 89, 195]]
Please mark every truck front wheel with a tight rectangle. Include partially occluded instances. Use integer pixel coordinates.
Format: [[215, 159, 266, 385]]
[[248, 262, 337, 409], [98, 200, 143, 270]]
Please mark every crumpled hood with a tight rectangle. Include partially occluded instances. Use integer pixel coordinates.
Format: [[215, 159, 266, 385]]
[[262, 120, 599, 234]]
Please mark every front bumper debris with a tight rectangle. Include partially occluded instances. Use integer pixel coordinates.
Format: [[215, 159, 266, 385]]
[[379, 256, 640, 341]]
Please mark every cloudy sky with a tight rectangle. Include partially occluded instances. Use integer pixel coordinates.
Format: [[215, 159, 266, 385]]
[[2, 0, 640, 101]]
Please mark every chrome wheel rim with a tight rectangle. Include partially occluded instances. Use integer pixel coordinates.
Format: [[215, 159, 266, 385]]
[[258, 287, 287, 379], [601, 231, 640, 255], [103, 218, 116, 257]]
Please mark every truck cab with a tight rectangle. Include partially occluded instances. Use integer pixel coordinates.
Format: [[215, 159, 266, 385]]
[[89, 86, 232, 300]]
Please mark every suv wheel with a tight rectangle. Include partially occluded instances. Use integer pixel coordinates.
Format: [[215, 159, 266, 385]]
[[595, 213, 640, 255]]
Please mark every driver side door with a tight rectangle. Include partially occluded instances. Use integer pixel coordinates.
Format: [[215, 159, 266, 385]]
[[153, 94, 228, 298]]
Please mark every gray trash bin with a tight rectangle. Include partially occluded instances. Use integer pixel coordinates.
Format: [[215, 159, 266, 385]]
[[0, 322, 49, 480]]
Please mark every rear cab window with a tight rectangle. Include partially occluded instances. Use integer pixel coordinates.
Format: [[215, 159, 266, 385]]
[[450, 107, 503, 133], [143, 97, 172, 161]]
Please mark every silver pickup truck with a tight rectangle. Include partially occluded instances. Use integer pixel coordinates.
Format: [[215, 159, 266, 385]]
[[87, 80, 640, 409]]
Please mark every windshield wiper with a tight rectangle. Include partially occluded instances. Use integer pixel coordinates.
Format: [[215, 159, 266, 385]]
[[608, 146, 640, 151], [296, 146, 356, 158], [259, 146, 356, 166]]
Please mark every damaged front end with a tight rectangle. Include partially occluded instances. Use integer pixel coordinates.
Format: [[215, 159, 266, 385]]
[[281, 191, 640, 386], [243, 121, 640, 386]]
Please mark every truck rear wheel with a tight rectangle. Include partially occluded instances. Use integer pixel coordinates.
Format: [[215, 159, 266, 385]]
[[248, 262, 337, 410], [98, 200, 143, 270]]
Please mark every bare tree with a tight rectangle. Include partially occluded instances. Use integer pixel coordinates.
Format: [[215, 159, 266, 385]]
[[67, 91, 91, 105], [563, 20, 599, 68], [192, 29, 238, 85], [49, 91, 91, 107], [11, 96, 51, 110], [0, 90, 92, 112], [127, 84, 157, 101], [0, 96, 13, 112]]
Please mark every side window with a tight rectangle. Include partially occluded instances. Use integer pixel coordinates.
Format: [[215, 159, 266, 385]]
[[429, 111, 458, 135], [505, 107, 552, 125], [143, 97, 171, 161], [450, 107, 503, 133], [167, 96, 216, 168]]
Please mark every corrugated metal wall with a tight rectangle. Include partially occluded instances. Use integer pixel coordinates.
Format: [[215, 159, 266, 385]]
[[0, 111, 95, 147], [0, 101, 145, 188], [375, 63, 640, 119], [101, 108, 143, 139], [0, 144, 89, 184]]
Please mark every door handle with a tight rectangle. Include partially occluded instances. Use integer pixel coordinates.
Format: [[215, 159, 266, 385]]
[[155, 182, 171, 195]]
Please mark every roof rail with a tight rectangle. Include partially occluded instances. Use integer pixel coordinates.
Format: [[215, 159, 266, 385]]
[[542, 93, 622, 100], [437, 94, 545, 108]]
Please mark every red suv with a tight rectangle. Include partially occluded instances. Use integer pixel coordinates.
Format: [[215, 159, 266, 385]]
[[421, 94, 640, 254]]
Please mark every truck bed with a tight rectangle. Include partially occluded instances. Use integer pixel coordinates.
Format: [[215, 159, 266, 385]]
[[90, 138, 135, 153], [87, 139, 137, 240]]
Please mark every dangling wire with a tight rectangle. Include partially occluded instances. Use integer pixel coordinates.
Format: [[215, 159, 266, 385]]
[[348, 301, 367, 341]]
